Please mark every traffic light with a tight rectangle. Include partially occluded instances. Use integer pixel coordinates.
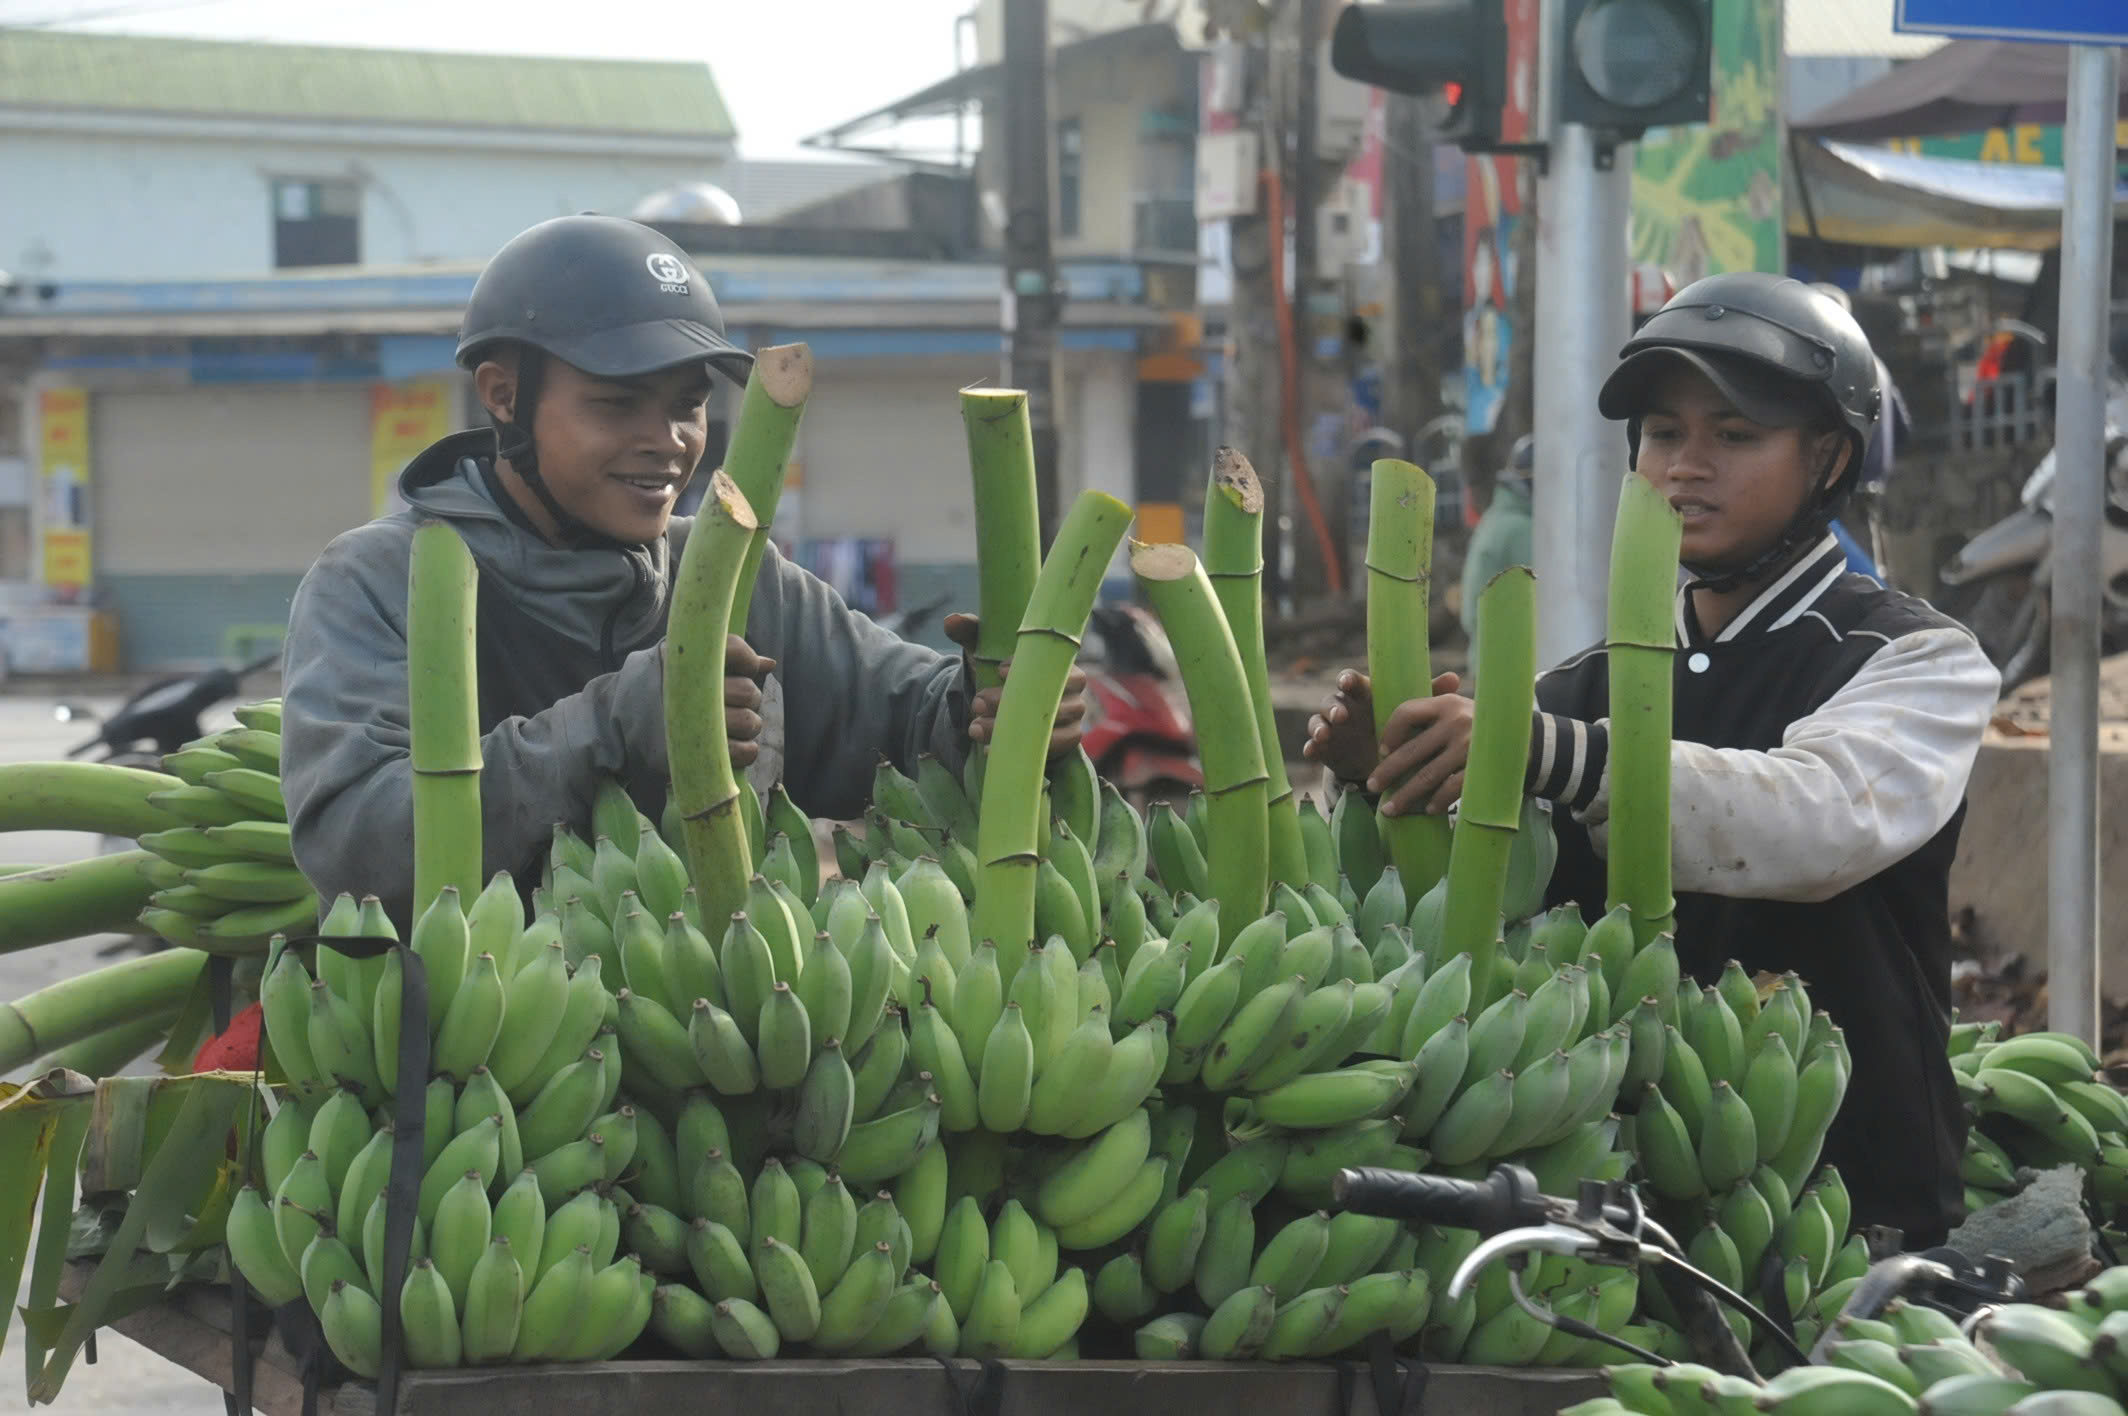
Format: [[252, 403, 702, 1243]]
[[1552, 0, 1711, 137], [1328, 0, 1509, 153]]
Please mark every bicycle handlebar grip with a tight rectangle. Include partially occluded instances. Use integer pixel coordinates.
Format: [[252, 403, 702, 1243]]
[[1330, 1165, 1545, 1234]]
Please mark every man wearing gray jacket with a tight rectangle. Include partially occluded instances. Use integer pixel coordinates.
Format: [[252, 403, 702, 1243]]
[[281, 215, 1082, 926]]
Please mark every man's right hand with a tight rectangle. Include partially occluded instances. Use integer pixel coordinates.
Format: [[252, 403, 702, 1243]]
[[725, 634, 775, 769]]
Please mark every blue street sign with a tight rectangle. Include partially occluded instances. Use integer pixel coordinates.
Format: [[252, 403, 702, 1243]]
[[1896, 0, 2128, 45]]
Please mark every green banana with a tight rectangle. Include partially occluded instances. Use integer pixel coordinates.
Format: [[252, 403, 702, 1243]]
[[755, 1233, 824, 1344], [1200, 975, 1308, 1093], [1027, 1008, 1116, 1136], [1199, 1284, 1279, 1360], [459, 1233, 526, 1365], [1427, 1068, 1517, 1167], [1251, 1059, 1417, 1130], [1698, 1080, 1760, 1192], [837, 1091, 943, 1188], [1009, 1265, 1089, 1358], [960, 1259, 1023, 1357], [1983, 1306, 2114, 1394], [319, 1279, 383, 1379], [1250, 1210, 1332, 1305]]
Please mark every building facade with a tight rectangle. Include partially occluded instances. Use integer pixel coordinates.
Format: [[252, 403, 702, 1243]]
[[0, 32, 1181, 671]]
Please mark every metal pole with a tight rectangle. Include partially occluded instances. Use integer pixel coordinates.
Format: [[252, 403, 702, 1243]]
[[2045, 44, 2118, 1047], [1531, 124, 1635, 668], [1001, 0, 1063, 542]]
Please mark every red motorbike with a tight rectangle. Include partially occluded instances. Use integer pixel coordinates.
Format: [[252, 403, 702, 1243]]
[[1077, 605, 1202, 806]]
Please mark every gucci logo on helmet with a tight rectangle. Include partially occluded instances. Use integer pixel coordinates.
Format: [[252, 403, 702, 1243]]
[[646, 253, 691, 289]]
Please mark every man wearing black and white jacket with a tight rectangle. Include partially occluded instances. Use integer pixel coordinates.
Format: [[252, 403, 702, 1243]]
[[1307, 274, 1998, 1247]]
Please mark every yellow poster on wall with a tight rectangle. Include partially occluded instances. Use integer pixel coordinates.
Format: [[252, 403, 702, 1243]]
[[370, 379, 455, 516], [38, 388, 91, 592]]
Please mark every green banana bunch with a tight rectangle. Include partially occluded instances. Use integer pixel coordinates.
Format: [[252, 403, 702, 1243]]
[[133, 707, 319, 953]]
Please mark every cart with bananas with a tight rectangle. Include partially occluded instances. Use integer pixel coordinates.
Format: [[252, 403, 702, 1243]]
[[5, 355, 2126, 1416]]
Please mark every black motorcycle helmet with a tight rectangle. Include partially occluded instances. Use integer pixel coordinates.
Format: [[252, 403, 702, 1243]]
[[456, 214, 754, 545], [1597, 272, 1882, 592]]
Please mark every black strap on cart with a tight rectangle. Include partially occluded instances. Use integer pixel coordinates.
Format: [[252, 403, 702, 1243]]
[[1332, 1331, 1430, 1416], [932, 1353, 1009, 1416]]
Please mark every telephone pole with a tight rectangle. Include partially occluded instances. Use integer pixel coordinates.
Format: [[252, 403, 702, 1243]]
[[1214, 23, 1289, 604], [1001, 0, 1063, 541], [1378, 96, 1444, 447]]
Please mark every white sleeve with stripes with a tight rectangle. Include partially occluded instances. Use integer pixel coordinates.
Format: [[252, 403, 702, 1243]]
[[1525, 627, 1999, 903]]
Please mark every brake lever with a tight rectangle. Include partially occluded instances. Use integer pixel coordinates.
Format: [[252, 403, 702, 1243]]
[[1447, 1223, 1668, 1301]]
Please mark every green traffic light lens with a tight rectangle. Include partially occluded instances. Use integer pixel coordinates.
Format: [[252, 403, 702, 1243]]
[[1572, 0, 1700, 110]]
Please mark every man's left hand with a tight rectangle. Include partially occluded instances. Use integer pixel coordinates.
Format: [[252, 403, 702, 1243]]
[[944, 612, 1089, 759]]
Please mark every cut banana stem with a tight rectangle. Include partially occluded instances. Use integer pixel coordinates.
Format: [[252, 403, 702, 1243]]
[[723, 344, 813, 638], [0, 946, 206, 1072], [0, 851, 160, 955], [1130, 541, 1271, 949], [1604, 472, 1684, 946], [1435, 567, 1537, 1008], [960, 389, 1044, 694], [1201, 449, 1309, 890], [1366, 458, 1453, 898], [407, 521, 484, 918], [665, 471, 763, 934], [968, 491, 1134, 981]]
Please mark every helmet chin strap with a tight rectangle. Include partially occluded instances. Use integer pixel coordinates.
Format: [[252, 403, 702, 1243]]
[[489, 348, 618, 550]]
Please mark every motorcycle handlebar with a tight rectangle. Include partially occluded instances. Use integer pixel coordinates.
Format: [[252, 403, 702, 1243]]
[[1330, 1165, 1548, 1235]]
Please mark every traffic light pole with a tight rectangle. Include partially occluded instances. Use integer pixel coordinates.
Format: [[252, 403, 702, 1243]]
[[2045, 43, 2118, 1047], [1530, 123, 1634, 669], [1001, 0, 1063, 544]]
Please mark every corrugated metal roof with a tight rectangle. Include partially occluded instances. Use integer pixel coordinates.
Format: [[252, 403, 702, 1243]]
[[1785, 0, 1950, 59], [0, 29, 734, 137]]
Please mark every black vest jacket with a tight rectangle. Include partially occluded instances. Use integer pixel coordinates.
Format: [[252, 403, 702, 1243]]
[[1539, 572, 1970, 1248]]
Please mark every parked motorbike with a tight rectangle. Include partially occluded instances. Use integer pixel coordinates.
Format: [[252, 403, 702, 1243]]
[[1077, 604, 1203, 806], [1938, 379, 2128, 692], [55, 651, 281, 952], [56, 650, 282, 771], [873, 594, 1203, 804]]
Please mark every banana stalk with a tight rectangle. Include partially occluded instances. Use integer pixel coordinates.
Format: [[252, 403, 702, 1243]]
[[723, 343, 813, 638], [408, 521, 484, 919], [0, 949, 207, 1074], [960, 389, 1044, 693], [1366, 459, 1453, 898], [0, 762, 180, 838], [1435, 567, 1536, 1008], [33, 1010, 180, 1079], [969, 491, 1135, 982], [1605, 473, 1684, 947], [667, 471, 764, 933], [1130, 541, 1270, 948], [0, 852, 158, 955], [1201, 449, 1308, 890]]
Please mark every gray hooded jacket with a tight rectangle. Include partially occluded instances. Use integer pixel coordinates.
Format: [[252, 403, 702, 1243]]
[[280, 430, 970, 925]]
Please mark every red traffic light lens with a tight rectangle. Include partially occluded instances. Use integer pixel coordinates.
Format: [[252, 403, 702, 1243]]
[[1443, 81, 1464, 106]]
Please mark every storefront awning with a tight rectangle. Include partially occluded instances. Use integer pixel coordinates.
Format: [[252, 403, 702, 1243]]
[[1788, 137, 2128, 251]]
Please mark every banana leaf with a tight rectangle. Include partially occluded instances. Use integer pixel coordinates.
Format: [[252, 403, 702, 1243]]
[[27, 1071, 249, 1403], [79, 1072, 258, 1205], [0, 1081, 66, 1361], [151, 963, 220, 1074], [19, 1280, 184, 1353], [22, 1080, 91, 1386]]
